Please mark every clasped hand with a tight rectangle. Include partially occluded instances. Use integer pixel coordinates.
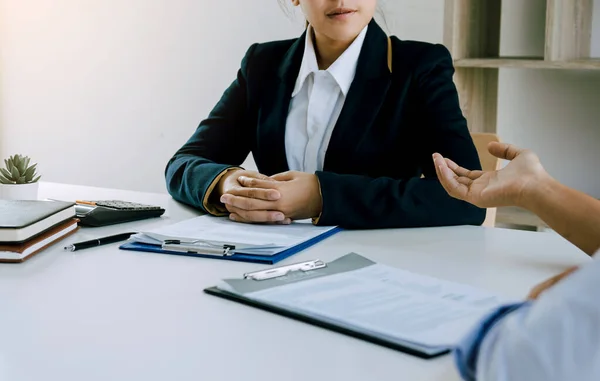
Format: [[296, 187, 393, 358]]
[[217, 170, 322, 224]]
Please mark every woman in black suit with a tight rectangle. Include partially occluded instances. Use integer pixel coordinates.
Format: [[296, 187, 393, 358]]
[[165, 0, 485, 229]]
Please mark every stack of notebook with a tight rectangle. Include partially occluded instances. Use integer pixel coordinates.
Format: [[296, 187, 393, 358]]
[[0, 200, 79, 263]]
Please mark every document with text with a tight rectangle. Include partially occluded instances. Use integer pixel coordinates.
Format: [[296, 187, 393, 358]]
[[211, 253, 514, 356], [130, 215, 338, 255]]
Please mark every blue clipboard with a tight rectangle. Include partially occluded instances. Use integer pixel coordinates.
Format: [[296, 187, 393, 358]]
[[119, 227, 341, 264]]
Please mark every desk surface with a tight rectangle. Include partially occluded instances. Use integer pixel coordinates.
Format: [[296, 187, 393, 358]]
[[0, 183, 590, 381]]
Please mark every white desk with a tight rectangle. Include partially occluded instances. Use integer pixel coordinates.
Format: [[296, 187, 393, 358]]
[[0, 183, 591, 381]]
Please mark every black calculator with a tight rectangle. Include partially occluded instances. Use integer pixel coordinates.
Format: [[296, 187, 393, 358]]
[[75, 200, 166, 227]]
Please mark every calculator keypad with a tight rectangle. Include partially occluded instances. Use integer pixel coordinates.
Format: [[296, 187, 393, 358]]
[[90, 200, 163, 211]]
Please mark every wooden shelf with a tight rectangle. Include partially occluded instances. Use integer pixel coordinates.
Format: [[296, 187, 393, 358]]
[[454, 57, 600, 70], [444, 0, 600, 133]]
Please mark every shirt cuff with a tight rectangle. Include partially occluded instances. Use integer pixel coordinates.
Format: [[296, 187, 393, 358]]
[[453, 302, 530, 381], [202, 167, 242, 216], [311, 174, 324, 225]]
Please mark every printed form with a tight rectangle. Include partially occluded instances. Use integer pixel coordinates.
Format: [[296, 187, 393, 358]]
[[247, 263, 511, 348]]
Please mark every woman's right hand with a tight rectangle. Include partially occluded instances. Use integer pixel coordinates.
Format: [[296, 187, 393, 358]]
[[217, 169, 291, 224]]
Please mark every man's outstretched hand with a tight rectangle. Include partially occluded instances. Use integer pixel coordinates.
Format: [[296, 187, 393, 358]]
[[432, 142, 549, 208]]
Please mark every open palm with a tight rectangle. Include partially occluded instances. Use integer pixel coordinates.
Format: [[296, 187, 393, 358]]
[[433, 142, 547, 208]]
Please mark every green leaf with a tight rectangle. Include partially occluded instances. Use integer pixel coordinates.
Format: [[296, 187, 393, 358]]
[[0, 167, 13, 180], [16, 157, 26, 175], [31, 175, 41, 183], [17, 176, 26, 184], [6, 158, 14, 172], [10, 166, 20, 180], [24, 164, 37, 181], [0, 175, 14, 184], [23, 156, 31, 170]]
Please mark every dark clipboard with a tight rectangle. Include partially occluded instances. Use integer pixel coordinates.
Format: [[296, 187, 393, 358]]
[[204, 286, 449, 359], [203, 253, 452, 359]]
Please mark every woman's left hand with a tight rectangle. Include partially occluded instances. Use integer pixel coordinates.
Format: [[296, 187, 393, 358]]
[[221, 171, 322, 223]]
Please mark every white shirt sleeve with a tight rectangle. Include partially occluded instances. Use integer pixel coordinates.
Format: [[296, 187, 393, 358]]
[[474, 256, 600, 381]]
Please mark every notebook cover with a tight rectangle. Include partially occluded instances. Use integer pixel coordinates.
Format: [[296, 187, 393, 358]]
[[0, 218, 80, 263], [204, 286, 449, 359], [0, 200, 75, 229], [119, 227, 341, 264]]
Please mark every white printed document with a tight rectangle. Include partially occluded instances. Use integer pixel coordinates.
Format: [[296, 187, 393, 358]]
[[130, 215, 338, 256], [210, 253, 514, 357]]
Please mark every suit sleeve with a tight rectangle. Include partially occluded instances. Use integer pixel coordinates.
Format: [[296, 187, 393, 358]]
[[164, 44, 257, 213], [315, 44, 486, 229]]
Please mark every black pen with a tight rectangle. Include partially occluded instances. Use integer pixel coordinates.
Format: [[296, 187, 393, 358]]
[[64, 232, 137, 252]]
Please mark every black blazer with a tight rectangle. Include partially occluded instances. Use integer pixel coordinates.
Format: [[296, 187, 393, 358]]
[[165, 20, 485, 229]]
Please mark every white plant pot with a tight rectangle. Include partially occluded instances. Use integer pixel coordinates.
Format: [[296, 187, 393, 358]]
[[0, 182, 39, 200]]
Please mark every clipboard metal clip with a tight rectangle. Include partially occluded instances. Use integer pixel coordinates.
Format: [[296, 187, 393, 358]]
[[161, 240, 236, 257], [160, 238, 284, 257], [243, 259, 327, 281]]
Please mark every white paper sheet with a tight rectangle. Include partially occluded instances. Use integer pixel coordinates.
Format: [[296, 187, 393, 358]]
[[247, 263, 511, 347], [131, 216, 337, 255]]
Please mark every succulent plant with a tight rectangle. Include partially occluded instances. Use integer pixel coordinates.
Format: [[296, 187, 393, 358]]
[[0, 154, 41, 184]]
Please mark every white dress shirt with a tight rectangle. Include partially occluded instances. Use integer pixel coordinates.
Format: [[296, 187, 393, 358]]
[[284, 25, 368, 173], [455, 250, 600, 381]]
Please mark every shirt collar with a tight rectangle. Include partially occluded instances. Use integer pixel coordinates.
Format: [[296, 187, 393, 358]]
[[292, 24, 368, 97]]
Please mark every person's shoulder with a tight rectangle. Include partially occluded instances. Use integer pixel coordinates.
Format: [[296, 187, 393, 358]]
[[388, 37, 453, 72], [252, 38, 298, 58], [243, 38, 299, 71]]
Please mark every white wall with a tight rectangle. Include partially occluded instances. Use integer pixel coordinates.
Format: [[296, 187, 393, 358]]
[[0, 0, 598, 198], [0, 0, 302, 193]]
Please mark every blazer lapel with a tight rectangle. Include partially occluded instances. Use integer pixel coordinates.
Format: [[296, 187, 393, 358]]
[[324, 21, 392, 172], [256, 34, 305, 175]]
